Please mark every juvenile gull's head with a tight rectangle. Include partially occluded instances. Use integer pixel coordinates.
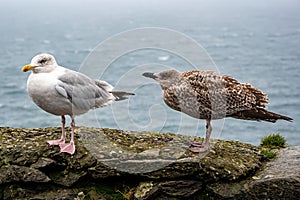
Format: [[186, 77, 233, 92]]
[[143, 69, 181, 89]]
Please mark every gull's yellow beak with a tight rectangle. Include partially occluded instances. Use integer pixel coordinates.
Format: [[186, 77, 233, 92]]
[[22, 64, 37, 72]]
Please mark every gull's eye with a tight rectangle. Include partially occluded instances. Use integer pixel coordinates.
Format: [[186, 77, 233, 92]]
[[161, 74, 169, 79], [39, 58, 48, 64]]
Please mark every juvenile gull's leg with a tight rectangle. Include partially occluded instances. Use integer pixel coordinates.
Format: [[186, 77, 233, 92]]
[[60, 116, 76, 155], [47, 115, 66, 146], [189, 119, 211, 153]]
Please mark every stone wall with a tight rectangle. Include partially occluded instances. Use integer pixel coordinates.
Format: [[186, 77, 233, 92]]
[[0, 127, 299, 199]]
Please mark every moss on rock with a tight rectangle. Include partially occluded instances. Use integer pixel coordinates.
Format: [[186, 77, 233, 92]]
[[0, 127, 298, 199]]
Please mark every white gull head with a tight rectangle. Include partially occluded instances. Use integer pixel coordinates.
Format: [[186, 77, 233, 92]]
[[22, 53, 58, 73]]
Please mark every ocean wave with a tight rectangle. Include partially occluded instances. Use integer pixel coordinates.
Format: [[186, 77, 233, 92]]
[[157, 55, 171, 61], [42, 40, 51, 44]]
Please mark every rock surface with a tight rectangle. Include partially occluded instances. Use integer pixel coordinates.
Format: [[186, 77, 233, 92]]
[[207, 146, 300, 199], [0, 127, 299, 199]]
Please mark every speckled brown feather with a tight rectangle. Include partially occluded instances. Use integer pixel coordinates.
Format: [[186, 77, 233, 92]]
[[163, 70, 292, 122]]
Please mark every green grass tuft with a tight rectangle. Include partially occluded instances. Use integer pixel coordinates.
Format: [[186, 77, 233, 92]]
[[260, 150, 276, 159], [260, 133, 286, 149]]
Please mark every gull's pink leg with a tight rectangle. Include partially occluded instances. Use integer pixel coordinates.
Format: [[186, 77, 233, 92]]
[[60, 116, 76, 155], [190, 141, 203, 147], [47, 115, 66, 146], [189, 119, 211, 153]]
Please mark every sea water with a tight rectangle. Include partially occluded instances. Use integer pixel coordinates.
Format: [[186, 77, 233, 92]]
[[0, 0, 299, 146]]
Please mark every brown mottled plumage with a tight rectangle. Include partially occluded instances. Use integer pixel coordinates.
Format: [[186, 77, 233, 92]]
[[143, 69, 293, 153]]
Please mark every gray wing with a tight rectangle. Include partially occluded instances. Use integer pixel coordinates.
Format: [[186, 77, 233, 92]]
[[55, 69, 114, 113]]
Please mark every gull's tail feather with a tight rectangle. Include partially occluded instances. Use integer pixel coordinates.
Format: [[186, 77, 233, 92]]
[[110, 91, 135, 101], [230, 108, 293, 123]]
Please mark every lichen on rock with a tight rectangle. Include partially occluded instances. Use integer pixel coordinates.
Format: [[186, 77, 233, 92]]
[[0, 127, 299, 199]]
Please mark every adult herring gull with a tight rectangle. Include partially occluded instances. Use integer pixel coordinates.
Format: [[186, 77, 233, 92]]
[[143, 69, 293, 153], [22, 53, 134, 155]]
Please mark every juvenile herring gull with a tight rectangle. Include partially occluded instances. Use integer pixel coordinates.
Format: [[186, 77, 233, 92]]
[[22, 53, 134, 155], [143, 69, 293, 152]]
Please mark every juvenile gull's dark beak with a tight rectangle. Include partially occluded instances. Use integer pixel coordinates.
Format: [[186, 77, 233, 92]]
[[142, 72, 158, 79]]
